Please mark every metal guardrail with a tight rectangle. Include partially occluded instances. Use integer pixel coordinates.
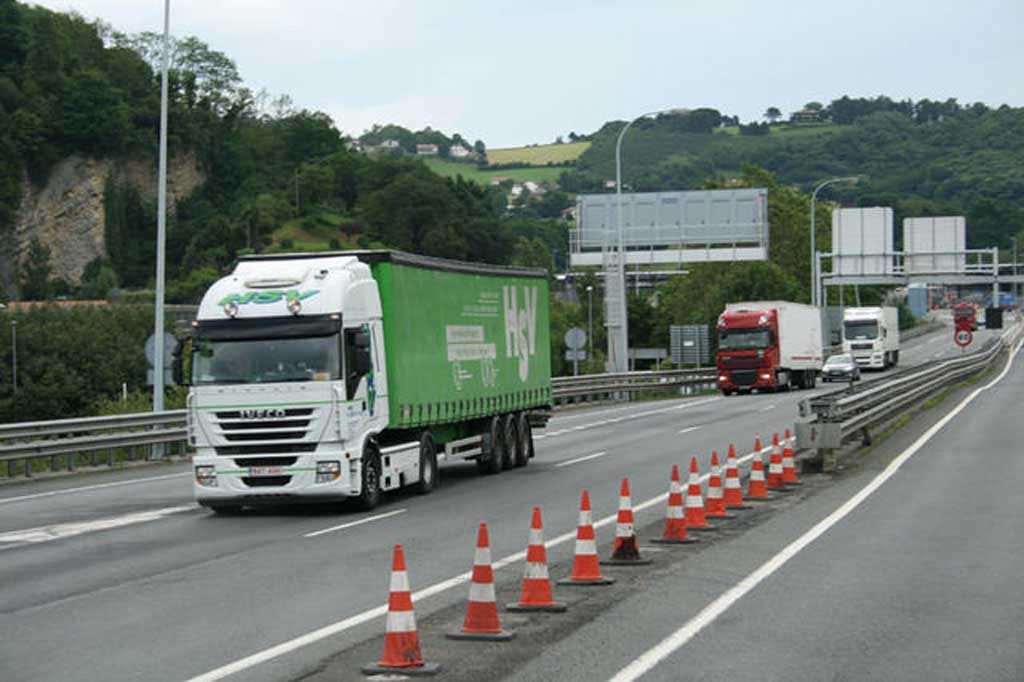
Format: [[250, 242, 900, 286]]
[[0, 370, 717, 478], [798, 321, 1023, 469]]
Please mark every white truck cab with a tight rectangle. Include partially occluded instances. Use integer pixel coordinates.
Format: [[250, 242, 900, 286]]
[[842, 306, 900, 369]]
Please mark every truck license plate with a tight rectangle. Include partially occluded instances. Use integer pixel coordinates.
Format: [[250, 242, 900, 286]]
[[248, 466, 284, 476]]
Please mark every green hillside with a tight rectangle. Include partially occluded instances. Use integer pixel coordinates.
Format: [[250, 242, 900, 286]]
[[486, 141, 590, 165], [422, 158, 566, 185]]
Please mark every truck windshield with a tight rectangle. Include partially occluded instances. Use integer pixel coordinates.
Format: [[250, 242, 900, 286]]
[[191, 335, 341, 385], [844, 321, 879, 340], [718, 328, 771, 351]]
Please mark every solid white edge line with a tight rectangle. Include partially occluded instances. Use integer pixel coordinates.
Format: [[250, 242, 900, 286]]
[[607, 335, 1023, 682], [677, 426, 702, 434], [184, 442, 774, 682], [303, 509, 407, 538], [554, 452, 608, 468], [0, 471, 191, 506]]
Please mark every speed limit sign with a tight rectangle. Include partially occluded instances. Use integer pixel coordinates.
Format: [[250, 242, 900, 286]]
[[954, 328, 973, 347]]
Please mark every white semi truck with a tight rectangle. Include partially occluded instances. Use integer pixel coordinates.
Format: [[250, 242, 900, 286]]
[[186, 250, 552, 513], [842, 306, 900, 369]]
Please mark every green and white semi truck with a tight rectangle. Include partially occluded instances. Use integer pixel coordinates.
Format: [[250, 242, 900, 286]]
[[187, 250, 552, 512]]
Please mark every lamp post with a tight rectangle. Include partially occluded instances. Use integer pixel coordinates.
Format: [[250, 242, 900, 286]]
[[586, 285, 594, 359], [611, 107, 686, 372], [1012, 236, 1018, 304], [10, 320, 16, 395], [151, 0, 170, 445], [810, 176, 861, 307]]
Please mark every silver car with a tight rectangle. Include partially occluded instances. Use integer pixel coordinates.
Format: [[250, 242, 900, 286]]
[[822, 353, 861, 382]]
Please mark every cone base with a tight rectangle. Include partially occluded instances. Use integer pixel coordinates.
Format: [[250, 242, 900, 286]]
[[746, 496, 774, 501], [446, 629, 516, 641], [363, 661, 441, 677], [725, 503, 753, 510], [784, 480, 804, 486], [767, 486, 789, 492], [506, 601, 568, 613], [600, 556, 653, 565], [705, 511, 737, 519], [651, 536, 699, 545], [685, 524, 717, 532], [557, 576, 616, 586]]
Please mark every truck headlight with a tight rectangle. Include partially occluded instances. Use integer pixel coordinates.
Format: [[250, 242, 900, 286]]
[[195, 465, 218, 487], [316, 461, 341, 483], [718, 374, 728, 383], [759, 373, 772, 380]]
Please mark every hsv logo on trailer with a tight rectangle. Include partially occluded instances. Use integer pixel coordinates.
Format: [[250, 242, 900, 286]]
[[503, 286, 538, 382]]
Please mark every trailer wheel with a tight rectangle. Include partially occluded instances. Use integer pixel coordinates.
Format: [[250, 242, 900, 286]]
[[502, 414, 518, 470], [514, 413, 532, 467], [477, 417, 503, 475], [356, 446, 381, 510], [413, 432, 438, 494]]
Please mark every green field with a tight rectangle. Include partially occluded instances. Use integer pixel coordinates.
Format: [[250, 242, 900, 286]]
[[486, 141, 591, 165], [422, 158, 567, 185], [715, 123, 837, 137]]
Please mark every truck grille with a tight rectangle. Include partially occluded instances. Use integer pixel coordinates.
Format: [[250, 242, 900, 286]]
[[721, 356, 762, 369], [209, 408, 317, 454], [215, 444, 317, 456], [731, 369, 757, 386], [233, 457, 298, 467], [851, 343, 874, 350]]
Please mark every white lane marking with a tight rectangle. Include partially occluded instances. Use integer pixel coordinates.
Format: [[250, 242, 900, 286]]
[[933, 351, 944, 357], [534, 397, 721, 441], [554, 451, 608, 468], [607, 338, 1023, 682], [0, 504, 197, 546], [184, 440, 778, 682], [678, 426, 702, 435], [303, 509, 407, 538], [0, 471, 191, 506], [758, 404, 776, 413]]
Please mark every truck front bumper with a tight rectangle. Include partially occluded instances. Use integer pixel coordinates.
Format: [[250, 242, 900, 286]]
[[853, 352, 885, 368], [718, 370, 776, 391], [192, 453, 358, 506]]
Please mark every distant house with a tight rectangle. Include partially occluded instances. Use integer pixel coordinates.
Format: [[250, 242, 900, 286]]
[[523, 181, 545, 195], [449, 144, 472, 159], [489, 176, 511, 186], [604, 179, 617, 189], [560, 206, 577, 222], [416, 143, 439, 156], [381, 139, 400, 149], [790, 109, 823, 124]]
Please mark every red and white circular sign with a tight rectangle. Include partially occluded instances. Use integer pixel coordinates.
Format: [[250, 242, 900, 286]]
[[954, 328, 973, 347]]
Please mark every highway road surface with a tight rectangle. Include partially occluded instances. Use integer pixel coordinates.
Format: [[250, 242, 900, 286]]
[[0, 321, 1002, 682]]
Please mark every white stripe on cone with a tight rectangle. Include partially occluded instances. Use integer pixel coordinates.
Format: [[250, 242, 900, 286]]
[[529, 528, 544, 545], [575, 539, 597, 555], [667, 505, 684, 519], [579, 511, 593, 526], [524, 562, 549, 579], [386, 609, 417, 633], [474, 547, 491, 565], [468, 581, 496, 603], [615, 522, 635, 536], [685, 496, 703, 508], [389, 571, 410, 593]]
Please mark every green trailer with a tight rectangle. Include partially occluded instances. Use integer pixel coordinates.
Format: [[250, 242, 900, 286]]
[[189, 250, 552, 512]]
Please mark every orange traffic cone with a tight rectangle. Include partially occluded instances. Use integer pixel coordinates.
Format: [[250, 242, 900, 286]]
[[723, 444, 752, 510], [362, 544, 440, 676], [705, 451, 735, 518], [559, 490, 616, 585], [602, 478, 653, 565], [747, 457, 773, 500], [766, 433, 786, 491], [684, 457, 715, 531], [652, 465, 698, 544], [448, 523, 515, 641], [507, 507, 567, 612], [782, 429, 802, 486]]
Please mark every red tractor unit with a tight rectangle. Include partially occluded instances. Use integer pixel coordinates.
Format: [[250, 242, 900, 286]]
[[952, 302, 977, 331]]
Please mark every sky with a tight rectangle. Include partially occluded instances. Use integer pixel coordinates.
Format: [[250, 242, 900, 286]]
[[29, 0, 1024, 148]]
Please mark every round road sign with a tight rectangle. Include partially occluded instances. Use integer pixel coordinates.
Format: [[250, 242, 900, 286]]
[[564, 327, 587, 350], [954, 328, 973, 348]]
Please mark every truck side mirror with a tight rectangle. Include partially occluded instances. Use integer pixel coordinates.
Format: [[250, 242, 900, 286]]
[[354, 347, 371, 375], [354, 331, 370, 349]]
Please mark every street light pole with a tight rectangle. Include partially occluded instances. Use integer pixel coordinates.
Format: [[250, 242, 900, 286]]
[[611, 107, 684, 372], [586, 285, 594, 359], [10, 320, 16, 395], [152, 0, 170, 416], [810, 176, 861, 307]]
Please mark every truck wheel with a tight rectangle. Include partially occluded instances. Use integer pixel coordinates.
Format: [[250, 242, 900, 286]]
[[514, 413, 532, 467], [356, 447, 382, 510], [477, 417, 503, 475], [413, 432, 438, 494], [892, 351, 899, 366], [502, 414, 518, 470]]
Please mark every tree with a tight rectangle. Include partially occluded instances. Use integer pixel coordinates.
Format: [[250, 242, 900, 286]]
[[21, 239, 53, 300], [764, 107, 782, 123], [804, 101, 824, 111]]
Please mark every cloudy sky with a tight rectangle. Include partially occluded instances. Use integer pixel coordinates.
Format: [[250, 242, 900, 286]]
[[30, 0, 1024, 148]]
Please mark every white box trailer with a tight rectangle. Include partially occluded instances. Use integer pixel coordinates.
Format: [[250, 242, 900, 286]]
[[833, 207, 894, 276], [842, 306, 900, 369]]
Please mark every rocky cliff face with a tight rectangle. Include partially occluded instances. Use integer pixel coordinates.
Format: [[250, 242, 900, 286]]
[[3, 153, 205, 296]]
